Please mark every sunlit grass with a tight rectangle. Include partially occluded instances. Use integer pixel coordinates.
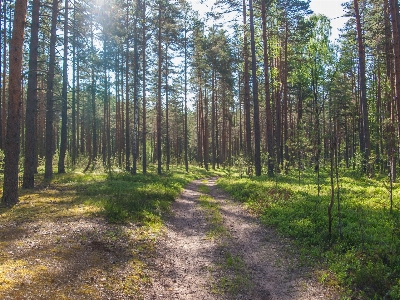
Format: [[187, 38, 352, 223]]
[[217, 168, 400, 299], [198, 184, 227, 239], [196, 182, 250, 295], [0, 164, 218, 299]]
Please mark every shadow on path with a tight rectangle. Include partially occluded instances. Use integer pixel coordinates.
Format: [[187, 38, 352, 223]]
[[145, 178, 339, 300]]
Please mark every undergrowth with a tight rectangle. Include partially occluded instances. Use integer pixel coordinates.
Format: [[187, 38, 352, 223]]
[[75, 165, 217, 225], [0, 165, 216, 299], [217, 168, 400, 299]]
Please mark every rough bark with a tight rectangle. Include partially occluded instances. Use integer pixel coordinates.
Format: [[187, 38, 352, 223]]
[[1, 0, 7, 149], [243, 0, 251, 158], [142, 0, 147, 174], [22, 0, 40, 189], [0, 0, 3, 150], [132, 0, 139, 175], [261, 0, 274, 176], [203, 89, 209, 171], [354, 0, 370, 171], [58, 0, 69, 173], [125, 3, 130, 171], [1, 0, 27, 205], [157, 3, 162, 175], [211, 69, 216, 170], [44, 0, 59, 180], [165, 44, 170, 171], [184, 22, 188, 172], [249, 0, 261, 176], [389, 0, 400, 147]]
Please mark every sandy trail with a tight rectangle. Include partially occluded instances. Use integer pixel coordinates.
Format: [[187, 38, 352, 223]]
[[145, 178, 338, 300]]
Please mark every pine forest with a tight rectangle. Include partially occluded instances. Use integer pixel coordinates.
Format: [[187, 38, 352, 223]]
[[1, 0, 400, 298]]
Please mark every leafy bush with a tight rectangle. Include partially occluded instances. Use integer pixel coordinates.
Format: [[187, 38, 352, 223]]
[[390, 280, 400, 300]]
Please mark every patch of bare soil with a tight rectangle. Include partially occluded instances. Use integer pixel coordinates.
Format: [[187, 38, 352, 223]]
[[1, 178, 339, 299], [0, 187, 156, 300], [145, 178, 339, 300]]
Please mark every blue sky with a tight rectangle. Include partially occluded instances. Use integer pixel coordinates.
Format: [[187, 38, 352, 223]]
[[190, 0, 349, 41], [310, 0, 348, 40]]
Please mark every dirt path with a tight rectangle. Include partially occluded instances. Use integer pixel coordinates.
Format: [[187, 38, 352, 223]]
[[145, 178, 338, 300]]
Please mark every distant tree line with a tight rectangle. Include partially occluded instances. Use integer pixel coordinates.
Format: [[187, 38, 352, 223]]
[[2, 0, 400, 205]]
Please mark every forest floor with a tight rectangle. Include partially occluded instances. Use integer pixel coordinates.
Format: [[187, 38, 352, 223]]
[[0, 176, 339, 299]]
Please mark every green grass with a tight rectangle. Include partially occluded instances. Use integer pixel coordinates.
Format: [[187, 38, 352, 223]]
[[0, 165, 218, 232], [197, 183, 250, 295], [78, 165, 218, 225], [213, 249, 251, 294], [0, 164, 218, 299], [217, 167, 400, 299], [198, 184, 227, 239]]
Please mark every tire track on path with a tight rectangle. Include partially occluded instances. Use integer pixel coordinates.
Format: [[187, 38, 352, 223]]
[[145, 178, 338, 300]]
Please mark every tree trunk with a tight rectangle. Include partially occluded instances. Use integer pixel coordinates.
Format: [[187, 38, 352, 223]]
[[102, 40, 109, 167], [354, 0, 370, 172], [243, 0, 251, 158], [275, 56, 282, 170], [198, 84, 204, 166], [389, 0, 400, 154], [157, 4, 162, 175], [142, 0, 147, 174], [91, 20, 97, 166], [261, 0, 274, 176], [165, 44, 170, 171], [132, 0, 139, 174], [0, 0, 3, 150], [215, 86, 219, 168], [125, 4, 130, 171], [115, 50, 121, 166], [58, 0, 69, 173], [44, 0, 59, 180], [184, 21, 188, 172], [249, 0, 261, 176], [71, 0, 77, 165], [1, 0, 7, 149], [283, 23, 289, 169], [22, 0, 40, 189], [211, 68, 216, 169], [1, 0, 27, 205], [328, 128, 335, 239], [77, 52, 82, 156], [203, 89, 209, 170], [107, 76, 111, 166]]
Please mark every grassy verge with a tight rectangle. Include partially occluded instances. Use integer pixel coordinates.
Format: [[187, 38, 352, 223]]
[[198, 184, 227, 239], [217, 168, 400, 299], [198, 182, 250, 295], [0, 165, 216, 299], [56, 165, 216, 225], [213, 249, 251, 294]]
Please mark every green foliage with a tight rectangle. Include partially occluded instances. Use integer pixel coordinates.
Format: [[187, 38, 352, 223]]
[[198, 184, 210, 194], [198, 184, 227, 239], [214, 250, 251, 294], [79, 166, 216, 225], [217, 169, 400, 299], [390, 280, 400, 300]]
